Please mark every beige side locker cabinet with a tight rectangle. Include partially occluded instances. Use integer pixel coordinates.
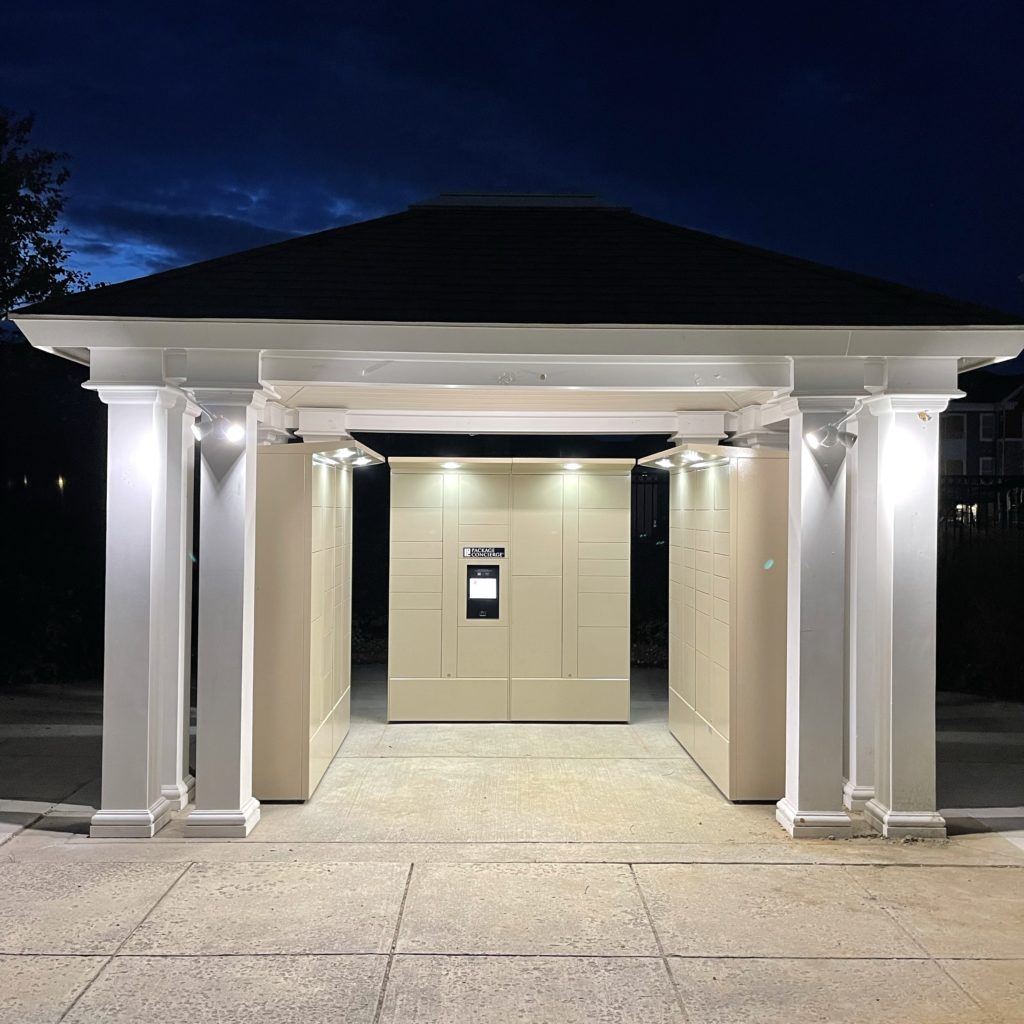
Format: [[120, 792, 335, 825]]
[[640, 444, 788, 801], [252, 442, 380, 800]]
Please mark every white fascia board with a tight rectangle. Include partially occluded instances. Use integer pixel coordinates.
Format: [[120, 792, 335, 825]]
[[9, 315, 1024, 361], [328, 408, 681, 435]]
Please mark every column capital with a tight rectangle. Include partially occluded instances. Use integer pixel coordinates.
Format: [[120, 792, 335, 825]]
[[776, 394, 862, 418], [187, 386, 268, 410], [867, 393, 956, 417], [84, 383, 191, 410]]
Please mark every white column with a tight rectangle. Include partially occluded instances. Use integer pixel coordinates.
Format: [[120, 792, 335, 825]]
[[843, 411, 877, 810], [184, 390, 263, 837], [180, 418, 196, 795], [158, 401, 199, 810], [864, 397, 948, 838], [89, 387, 191, 837], [776, 402, 855, 838]]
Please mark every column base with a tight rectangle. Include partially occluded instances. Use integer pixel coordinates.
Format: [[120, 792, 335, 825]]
[[90, 797, 173, 839], [776, 798, 854, 839], [864, 799, 946, 839], [842, 780, 875, 812], [160, 775, 196, 812], [184, 797, 261, 838]]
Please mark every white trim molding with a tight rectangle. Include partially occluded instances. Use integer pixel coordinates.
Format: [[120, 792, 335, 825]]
[[90, 799, 173, 840], [183, 799, 261, 839]]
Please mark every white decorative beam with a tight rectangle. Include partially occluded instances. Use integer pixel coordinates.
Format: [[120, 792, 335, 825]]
[[295, 407, 352, 442], [730, 401, 790, 448], [261, 351, 793, 392], [304, 408, 682, 435], [258, 400, 297, 444]]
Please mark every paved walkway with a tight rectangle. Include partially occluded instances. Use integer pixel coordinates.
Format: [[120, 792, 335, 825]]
[[2, 669, 1023, 1022]]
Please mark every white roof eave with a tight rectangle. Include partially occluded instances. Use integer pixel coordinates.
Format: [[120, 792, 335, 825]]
[[9, 314, 1024, 364]]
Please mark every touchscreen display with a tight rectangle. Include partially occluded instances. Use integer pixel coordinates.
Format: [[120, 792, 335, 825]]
[[469, 577, 498, 600]]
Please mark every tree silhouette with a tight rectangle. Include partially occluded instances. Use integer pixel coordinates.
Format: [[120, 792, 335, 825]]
[[0, 109, 89, 318]]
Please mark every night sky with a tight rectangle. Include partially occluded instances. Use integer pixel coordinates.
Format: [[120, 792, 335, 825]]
[[2, 2, 1023, 316]]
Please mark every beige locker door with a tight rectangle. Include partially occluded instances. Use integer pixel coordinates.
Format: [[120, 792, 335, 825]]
[[510, 575, 562, 678]]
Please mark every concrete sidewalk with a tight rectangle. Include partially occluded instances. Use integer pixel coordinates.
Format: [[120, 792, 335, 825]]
[[2, 669, 1022, 1022]]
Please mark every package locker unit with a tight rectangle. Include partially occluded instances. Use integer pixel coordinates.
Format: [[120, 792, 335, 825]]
[[388, 457, 633, 722], [251, 442, 383, 800], [639, 444, 788, 801]]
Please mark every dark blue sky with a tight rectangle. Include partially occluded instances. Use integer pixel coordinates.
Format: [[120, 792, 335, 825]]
[[3, 2, 1023, 314]]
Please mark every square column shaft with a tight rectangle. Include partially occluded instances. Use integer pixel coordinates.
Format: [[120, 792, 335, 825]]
[[865, 397, 948, 838], [185, 392, 263, 838], [160, 401, 199, 810], [843, 411, 878, 810], [776, 405, 854, 838], [89, 387, 193, 838]]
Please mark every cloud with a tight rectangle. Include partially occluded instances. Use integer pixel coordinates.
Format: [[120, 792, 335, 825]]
[[59, 197, 310, 282], [67, 200, 295, 263], [58, 182, 399, 282]]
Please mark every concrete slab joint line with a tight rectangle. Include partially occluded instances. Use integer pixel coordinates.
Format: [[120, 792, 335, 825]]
[[53, 861, 194, 1022], [629, 862, 693, 1024], [372, 863, 415, 1024]]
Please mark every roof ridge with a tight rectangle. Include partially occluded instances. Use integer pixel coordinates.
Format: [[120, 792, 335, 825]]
[[410, 193, 627, 209]]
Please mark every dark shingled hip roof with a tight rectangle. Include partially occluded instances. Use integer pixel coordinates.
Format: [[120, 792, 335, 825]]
[[18, 195, 1022, 326]]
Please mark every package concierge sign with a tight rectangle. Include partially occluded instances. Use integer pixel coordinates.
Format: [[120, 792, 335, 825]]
[[462, 546, 506, 558]]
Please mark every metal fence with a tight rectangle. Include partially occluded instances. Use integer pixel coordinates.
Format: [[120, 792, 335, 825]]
[[940, 475, 1024, 534]]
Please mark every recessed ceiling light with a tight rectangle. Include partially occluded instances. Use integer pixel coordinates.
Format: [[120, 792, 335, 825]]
[[563, 462, 582, 470], [656, 458, 674, 469], [441, 461, 461, 470]]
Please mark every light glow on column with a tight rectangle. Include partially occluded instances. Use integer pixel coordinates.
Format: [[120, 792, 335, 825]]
[[881, 420, 926, 509], [130, 431, 158, 483]]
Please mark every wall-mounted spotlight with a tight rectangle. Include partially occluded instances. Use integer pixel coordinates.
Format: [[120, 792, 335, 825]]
[[223, 421, 245, 443], [191, 412, 245, 445], [805, 424, 857, 450], [191, 416, 214, 442]]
